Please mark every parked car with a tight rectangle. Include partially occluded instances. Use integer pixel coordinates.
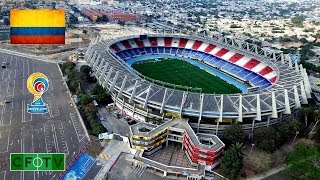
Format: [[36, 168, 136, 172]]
[[2, 62, 6, 68], [100, 116, 107, 121]]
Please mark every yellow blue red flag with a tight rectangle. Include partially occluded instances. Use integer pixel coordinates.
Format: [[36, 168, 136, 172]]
[[10, 10, 65, 44]]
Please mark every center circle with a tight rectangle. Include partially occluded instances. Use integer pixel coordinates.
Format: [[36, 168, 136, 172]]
[[33, 157, 43, 168]]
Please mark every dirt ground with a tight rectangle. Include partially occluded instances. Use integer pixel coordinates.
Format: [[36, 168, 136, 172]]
[[240, 140, 296, 179]]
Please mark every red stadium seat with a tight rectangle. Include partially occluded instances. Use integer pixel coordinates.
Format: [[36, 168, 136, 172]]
[[121, 40, 132, 49], [215, 48, 229, 57], [259, 66, 273, 76], [149, 37, 157, 47], [204, 44, 216, 53], [229, 53, 244, 63], [270, 76, 277, 83], [111, 44, 121, 52], [192, 40, 203, 50], [178, 38, 188, 48], [134, 38, 144, 48], [164, 37, 172, 47], [244, 58, 260, 69]]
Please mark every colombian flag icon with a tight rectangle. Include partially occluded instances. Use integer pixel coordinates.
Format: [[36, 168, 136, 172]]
[[10, 10, 65, 44]]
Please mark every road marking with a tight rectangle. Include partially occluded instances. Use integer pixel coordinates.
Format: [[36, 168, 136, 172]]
[[2, 101, 13, 126], [70, 113, 85, 142], [22, 57, 25, 78], [20, 133, 24, 180], [52, 124, 59, 153], [1, 70, 4, 80], [0, 103, 6, 126], [27, 59, 29, 77], [0, 171, 6, 180], [50, 174, 56, 180], [22, 78, 26, 94], [11, 80, 15, 97], [43, 124, 49, 153], [55, 122, 69, 155], [8, 68, 11, 79], [31, 134, 34, 153], [21, 101, 24, 123]]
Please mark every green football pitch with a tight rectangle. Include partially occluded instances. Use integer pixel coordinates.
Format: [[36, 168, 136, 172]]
[[131, 59, 242, 94]]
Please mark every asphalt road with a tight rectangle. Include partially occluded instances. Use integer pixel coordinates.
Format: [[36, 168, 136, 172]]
[[98, 108, 130, 136], [0, 52, 90, 180]]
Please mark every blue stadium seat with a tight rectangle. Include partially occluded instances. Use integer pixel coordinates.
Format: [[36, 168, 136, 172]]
[[183, 49, 192, 56], [151, 47, 158, 54], [215, 60, 227, 68], [138, 48, 145, 53], [250, 76, 265, 85], [127, 49, 135, 57], [165, 47, 171, 54], [177, 48, 183, 55], [171, 47, 178, 54], [201, 54, 211, 61], [145, 47, 152, 54], [245, 73, 258, 81], [132, 49, 140, 56], [116, 52, 126, 59], [236, 69, 251, 77], [158, 47, 164, 53]]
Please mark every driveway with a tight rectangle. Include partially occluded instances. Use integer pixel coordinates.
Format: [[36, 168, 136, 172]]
[[97, 107, 130, 136]]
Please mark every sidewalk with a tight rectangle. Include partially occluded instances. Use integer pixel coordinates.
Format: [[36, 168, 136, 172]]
[[94, 140, 131, 180], [247, 165, 287, 180]]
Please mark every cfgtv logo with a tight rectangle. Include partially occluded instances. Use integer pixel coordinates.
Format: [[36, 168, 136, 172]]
[[10, 153, 65, 171]]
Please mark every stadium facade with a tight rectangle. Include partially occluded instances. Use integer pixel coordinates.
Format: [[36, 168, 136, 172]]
[[85, 32, 311, 136], [85, 31, 311, 178]]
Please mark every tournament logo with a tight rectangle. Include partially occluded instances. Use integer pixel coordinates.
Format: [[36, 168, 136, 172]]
[[27, 72, 49, 114]]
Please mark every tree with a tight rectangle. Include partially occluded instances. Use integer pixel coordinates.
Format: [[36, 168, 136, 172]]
[[315, 124, 320, 141], [299, 38, 308, 44], [301, 107, 313, 127], [4, 18, 9, 26], [276, 122, 290, 144], [84, 103, 97, 116], [62, 61, 76, 74], [288, 119, 304, 137], [90, 84, 104, 95], [254, 126, 278, 143], [224, 123, 244, 145], [51, 2, 56, 9], [69, 79, 82, 93], [90, 120, 107, 136], [118, 20, 125, 26], [79, 94, 92, 106], [221, 143, 244, 180], [291, 16, 304, 27], [257, 139, 276, 153], [254, 126, 280, 153], [80, 65, 91, 74], [68, 14, 78, 25], [100, 15, 109, 22]]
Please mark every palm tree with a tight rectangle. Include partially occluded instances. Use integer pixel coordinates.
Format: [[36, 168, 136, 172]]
[[301, 107, 312, 127], [230, 142, 244, 158]]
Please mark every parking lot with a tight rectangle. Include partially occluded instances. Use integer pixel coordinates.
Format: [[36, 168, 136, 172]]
[[0, 52, 90, 180]]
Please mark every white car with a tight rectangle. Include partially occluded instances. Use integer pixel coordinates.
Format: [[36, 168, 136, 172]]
[[100, 117, 107, 121]]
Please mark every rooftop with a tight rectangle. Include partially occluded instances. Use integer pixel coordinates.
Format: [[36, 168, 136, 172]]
[[130, 118, 225, 152]]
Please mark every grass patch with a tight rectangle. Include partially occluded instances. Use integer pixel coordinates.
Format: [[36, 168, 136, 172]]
[[131, 59, 241, 94], [285, 139, 320, 179]]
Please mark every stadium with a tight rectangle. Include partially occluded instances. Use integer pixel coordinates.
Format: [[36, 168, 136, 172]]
[[84, 31, 312, 177], [85, 32, 311, 136]]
